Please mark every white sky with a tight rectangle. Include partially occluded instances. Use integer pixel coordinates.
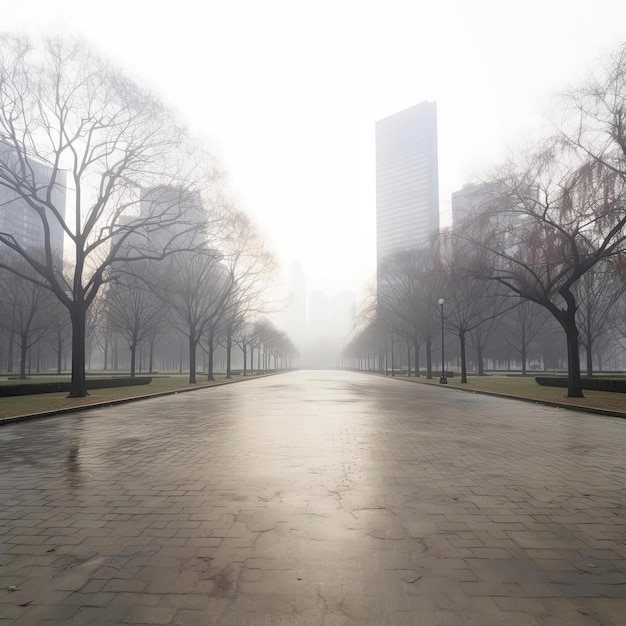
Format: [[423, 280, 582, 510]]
[[4, 0, 626, 302]]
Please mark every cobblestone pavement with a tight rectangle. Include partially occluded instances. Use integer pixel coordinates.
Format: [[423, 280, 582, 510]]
[[0, 370, 625, 625]]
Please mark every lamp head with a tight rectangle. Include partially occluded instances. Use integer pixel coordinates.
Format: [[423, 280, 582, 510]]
[[438, 298, 445, 305]]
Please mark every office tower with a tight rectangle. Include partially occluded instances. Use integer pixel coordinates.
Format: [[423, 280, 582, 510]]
[[328, 290, 356, 340], [308, 290, 329, 338], [136, 185, 205, 251], [376, 101, 439, 266], [284, 259, 307, 345], [451, 182, 498, 231], [0, 144, 66, 257]]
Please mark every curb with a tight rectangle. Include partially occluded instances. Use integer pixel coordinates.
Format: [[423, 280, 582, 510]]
[[0, 372, 283, 427], [390, 375, 626, 420]]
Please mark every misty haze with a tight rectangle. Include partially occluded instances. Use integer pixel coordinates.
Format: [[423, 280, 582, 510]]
[[1, 2, 625, 625]]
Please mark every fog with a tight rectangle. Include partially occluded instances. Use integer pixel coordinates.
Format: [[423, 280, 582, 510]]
[[3, 1, 626, 374]]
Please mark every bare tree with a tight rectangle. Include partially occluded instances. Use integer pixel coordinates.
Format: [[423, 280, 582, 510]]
[[575, 262, 625, 375], [0, 36, 218, 396], [105, 265, 166, 377], [0, 261, 54, 378], [215, 210, 277, 378], [438, 233, 510, 383], [233, 320, 254, 376], [377, 249, 443, 378], [153, 248, 233, 384], [46, 298, 71, 374], [498, 299, 550, 374], [464, 148, 626, 396]]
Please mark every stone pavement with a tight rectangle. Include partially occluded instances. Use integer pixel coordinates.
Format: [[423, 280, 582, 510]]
[[0, 370, 625, 625]]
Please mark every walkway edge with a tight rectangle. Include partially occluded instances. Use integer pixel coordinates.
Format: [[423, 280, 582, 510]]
[[376, 373, 626, 420], [0, 372, 284, 427]]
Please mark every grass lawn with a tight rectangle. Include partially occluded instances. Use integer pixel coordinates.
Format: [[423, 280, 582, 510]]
[[395, 373, 626, 415], [0, 374, 258, 420]]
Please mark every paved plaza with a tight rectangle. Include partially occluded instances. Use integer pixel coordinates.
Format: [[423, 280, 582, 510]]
[[0, 370, 625, 625]]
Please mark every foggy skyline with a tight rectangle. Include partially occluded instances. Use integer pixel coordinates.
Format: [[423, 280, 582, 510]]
[[5, 0, 626, 306]]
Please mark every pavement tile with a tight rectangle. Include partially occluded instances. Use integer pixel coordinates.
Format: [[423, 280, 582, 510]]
[[1, 370, 625, 625], [123, 605, 177, 624]]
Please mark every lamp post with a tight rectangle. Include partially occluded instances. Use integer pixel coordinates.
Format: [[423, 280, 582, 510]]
[[438, 298, 447, 384]]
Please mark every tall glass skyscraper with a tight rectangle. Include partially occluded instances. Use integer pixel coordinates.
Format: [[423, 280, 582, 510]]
[[375, 101, 439, 267]]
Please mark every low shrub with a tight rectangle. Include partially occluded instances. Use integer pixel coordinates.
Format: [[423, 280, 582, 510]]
[[0, 377, 152, 397], [535, 377, 626, 393]]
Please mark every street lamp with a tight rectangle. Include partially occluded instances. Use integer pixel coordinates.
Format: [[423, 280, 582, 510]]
[[438, 298, 447, 384]]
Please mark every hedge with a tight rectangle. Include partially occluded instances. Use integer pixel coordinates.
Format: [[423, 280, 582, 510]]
[[0, 377, 152, 397], [535, 377, 626, 393]]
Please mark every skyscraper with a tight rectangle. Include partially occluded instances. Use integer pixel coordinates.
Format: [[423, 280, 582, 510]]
[[376, 101, 439, 266], [284, 259, 307, 346]]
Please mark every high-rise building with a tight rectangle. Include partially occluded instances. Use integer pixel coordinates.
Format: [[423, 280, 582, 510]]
[[451, 182, 499, 231], [283, 259, 307, 345], [376, 101, 439, 266], [0, 144, 66, 257], [328, 290, 356, 340], [308, 290, 329, 338]]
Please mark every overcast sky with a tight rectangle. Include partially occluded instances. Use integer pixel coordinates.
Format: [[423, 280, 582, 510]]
[[5, 0, 626, 301]]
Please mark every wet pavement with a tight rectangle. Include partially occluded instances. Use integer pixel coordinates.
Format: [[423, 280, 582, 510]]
[[0, 369, 625, 625]]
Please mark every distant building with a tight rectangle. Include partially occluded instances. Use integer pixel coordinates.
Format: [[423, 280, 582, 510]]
[[329, 290, 356, 340], [451, 182, 499, 231], [451, 180, 535, 245], [283, 259, 307, 345], [308, 290, 329, 338], [0, 144, 66, 257], [113, 185, 206, 256], [376, 101, 440, 267]]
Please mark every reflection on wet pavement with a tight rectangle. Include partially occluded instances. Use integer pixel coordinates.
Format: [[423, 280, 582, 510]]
[[0, 370, 625, 624]]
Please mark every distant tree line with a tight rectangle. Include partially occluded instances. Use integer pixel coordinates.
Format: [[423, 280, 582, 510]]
[[0, 35, 296, 393], [345, 44, 626, 398]]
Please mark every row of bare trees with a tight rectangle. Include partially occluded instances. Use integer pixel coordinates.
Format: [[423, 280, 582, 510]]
[[0, 35, 295, 394], [346, 249, 625, 382], [347, 43, 626, 398], [0, 258, 298, 380]]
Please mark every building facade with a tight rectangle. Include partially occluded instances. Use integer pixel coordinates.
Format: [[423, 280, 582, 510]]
[[451, 181, 500, 231], [376, 101, 440, 267], [0, 144, 66, 258]]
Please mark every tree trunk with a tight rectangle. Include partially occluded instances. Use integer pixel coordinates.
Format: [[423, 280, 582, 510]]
[[406, 343, 411, 377], [113, 338, 119, 371], [562, 316, 584, 397], [129, 342, 137, 378], [242, 342, 247, 376], [586, 340, 593, 377], [413, 338, 420, 377], [19, 333, 27, 379], [521, 344, 527, 376], [459, 330, 468, 384], [477, 342, 484, 376], [103, 334, 109, 371], [188, 334, 197, 384], [426, 338, 432, 379], [207, 328, 215, 381], [68, 304, 88, 397], [226, 332, 232, 379], [149, 338, 155, 374], [556, 291, 584, 398]]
